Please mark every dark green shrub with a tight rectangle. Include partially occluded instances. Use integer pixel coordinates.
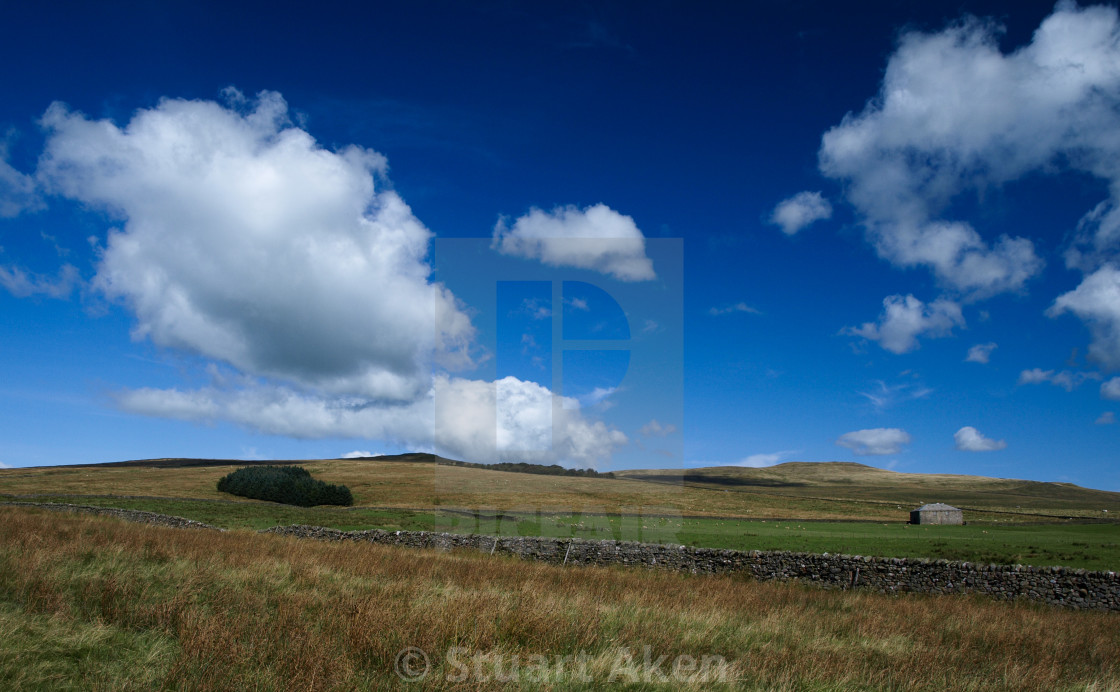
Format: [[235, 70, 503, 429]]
[[217, 465, 353, 506]]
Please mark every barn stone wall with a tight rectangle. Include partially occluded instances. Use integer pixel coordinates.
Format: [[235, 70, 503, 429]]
[[912, 509, 963, 525], [262, 524, 1120, 612]]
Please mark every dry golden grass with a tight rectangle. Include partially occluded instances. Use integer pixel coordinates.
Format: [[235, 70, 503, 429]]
[[0, 460, 907, 520], [0, 506, 1116, 690], [6, 457, 1118, 525]]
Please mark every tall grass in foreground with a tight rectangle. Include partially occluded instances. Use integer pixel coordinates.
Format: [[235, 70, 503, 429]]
[[0, 507, 1116, 691]]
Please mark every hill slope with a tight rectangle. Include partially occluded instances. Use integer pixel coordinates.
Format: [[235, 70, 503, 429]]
[[614, 462, 1120, 515], [3, 457, 1119, 522]]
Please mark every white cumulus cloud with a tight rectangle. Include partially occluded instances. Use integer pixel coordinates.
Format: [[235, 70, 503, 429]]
[[438, 376, 627, 466], [492, 203, 655, 281], [835, 428, 911, 456], [117, 375, 626, 468], [954, 426, 1007, 452], [37, 90, 474, 402], [816, 4, 1120, 297], [341, 450, 381, 458], [32, 90, 629, 468], [1103, 377, 1120, 400], [1048, 265, 1120, 370], [1096, 411, 1116, 425], [845, 294, 964, 354], [770, 191, 832, 235], [965, 342, 997, 364]]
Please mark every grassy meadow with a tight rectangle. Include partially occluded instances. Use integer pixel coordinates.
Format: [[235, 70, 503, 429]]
[[0, 506, 1117, 691], [3, 455, 1119, 570], [9, 494, 1120, 571]]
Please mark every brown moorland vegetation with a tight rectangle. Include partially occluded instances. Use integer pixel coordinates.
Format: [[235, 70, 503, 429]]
[[0, 506, 1116, 690], [5, 456, 1119, 522]]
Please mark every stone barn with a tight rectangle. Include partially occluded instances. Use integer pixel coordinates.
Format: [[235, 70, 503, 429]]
[[910, 503, 963, 525]]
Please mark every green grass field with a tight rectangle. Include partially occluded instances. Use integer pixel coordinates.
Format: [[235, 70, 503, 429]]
[[2, 458, 1120, 690], [3, 456, 1120, 572], [0, 506, 1116, 691], [10, 492, 1120, 570]]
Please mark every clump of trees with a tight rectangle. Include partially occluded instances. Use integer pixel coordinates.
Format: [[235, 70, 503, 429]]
[[437, 460, 615, 478], [217, 465, 353, 506]]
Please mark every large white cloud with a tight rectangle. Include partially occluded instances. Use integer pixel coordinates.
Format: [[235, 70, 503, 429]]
[[30, 90, 630, 467], [818, 4, 1120, 298], [492, 203, 655, 281], [438, 376, 627, 466], [37, 90, 474, 401], [769, 191, 832, 235], [954, 426, 1007, 452], [1048, 265, 1120, 370], [117, 375, 625, 467], [835, 428, 911, 456], [845, 294, 964, 354]]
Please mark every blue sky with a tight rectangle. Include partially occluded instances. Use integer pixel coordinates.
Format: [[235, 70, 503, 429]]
[[2, 1, 1119, 489]]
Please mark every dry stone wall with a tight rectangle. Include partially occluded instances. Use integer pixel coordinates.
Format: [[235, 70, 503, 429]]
[[262, 524, 1120, 612], [1, 501, 221, 531], [7, 502, 1116, 612]]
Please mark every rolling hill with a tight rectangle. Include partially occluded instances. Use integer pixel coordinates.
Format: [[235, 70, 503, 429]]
[[3, 454, 1120, 570], [3, 455, 1118, 523]]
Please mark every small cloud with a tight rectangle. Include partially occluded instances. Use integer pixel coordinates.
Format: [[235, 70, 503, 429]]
[[859, 379, 932, 411], [735, 450, 798, 467], [1096, 411, 1116, 425], [492, 203, 655, 281], [641, 319, 660, 334], [770, 191, 832, 235], [517, 298, 551, 320], [0, 144, 42, 218], [954, 426, 1007, 452], [1018, 368, 1101, 392], [575, 386, 618, 410], [640, 419, 678, 437], [0, 460, 10, 469], [966, 342, 997, 364], [342, 450, 382, 458], [1103, 377, 1120, 401], [836, 428, 911, 456], [0, 263, 79, 299], [709, 302, 762, 316], [565, 297, 589, 311], [1018, 368, 1053, 385], [844, 295, 963, 354]]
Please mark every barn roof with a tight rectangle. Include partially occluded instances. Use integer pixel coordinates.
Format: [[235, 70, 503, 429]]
[[915, 503, 960, 511]]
